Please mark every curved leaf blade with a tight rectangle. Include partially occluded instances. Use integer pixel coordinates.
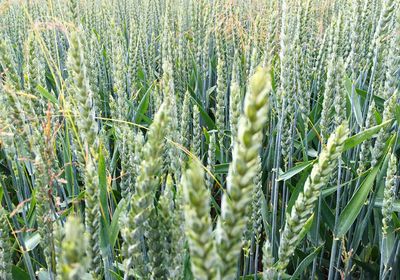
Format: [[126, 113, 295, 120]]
[[336, 165, 380, 237]]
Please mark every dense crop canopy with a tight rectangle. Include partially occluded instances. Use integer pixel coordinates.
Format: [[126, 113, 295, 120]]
[[0, 0, 399, 279]]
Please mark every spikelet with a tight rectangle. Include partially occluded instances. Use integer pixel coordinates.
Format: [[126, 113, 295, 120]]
[[145, 110, 171, 279], [192, 104, 202, 159], [347, 0, 363, 75], [382, 10, 400, 100], [357, 100, 376, 175], [206, 132, 216, 189], [119, 208, 143, 280], [369, 0, 397, 95], [313, 32, 329, 97], [182, 160, 216, 280], [67, 31, 98, 153], [57, 216, 90, 280], [120, 125, 135, 199], [122, 102, 169, 278], [163, 60, 181, 181], [67, 30, 101, 277], [217, 67, 270, 279], [320, 18, 343, 141], [84, 33, 101, 115], [262, 240, 276, 280], [277, 123, 349, 273], [147, 209, 169, 279], [243, 155, 264, 255], [371, 93, 396, 167], [111, 32, 128, 121], [382, 153, 397, 236], [34, 147, 56, 275], [131, 131, 144, 187], [147, 174, 170, 279], [297, 0, 314, 126], [248, 18, 261, 76], [251, 155, 263, 242], [333, 58, 347, 127], [0, 85, 29, 154], [24, 34, 46, 114], [54, 221, 63, 279], [175, 11, 188, 95], [121, 130, 144, 199], [180, 91, 191, 157], [128, 22, 139, 96], [0, 209, 12, 280], [0, 38, 20, 89], [158, 176, 174, 272], [169, 183, 186, 279], [279, 0, 297, 165], [159, 175, 185, 279], [67, 0, 79, 21], [83, 158, 101, 276], [262, 6, 278, 67], [229, 59, 241, 145], [215, 28, 227, 151]]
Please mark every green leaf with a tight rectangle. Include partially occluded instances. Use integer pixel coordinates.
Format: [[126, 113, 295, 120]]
[[215, 163, 229, 174], [298, 214, 314, 242], [374, 199, 400, 212], [336, 165, 380, 237], [109, 270, 124, 280], [353, 87, 385, 108], [188, 91, 216, 130], [374, 109, 383, 124], [36, 85, 58, 105], [24, 232, 41, 251], [343, 120, 392, 151], [110, 145, 119, 174], [240, 272, 291, 280], [395, 105, 400, 124], [345, 78, 363, 127], [109, 199, 126, 249], [98, 145, 112, 262], [0, 180, 3, 202], [239, 273, 263, 279], [278, 160, 315, 181], [290, 245, 324, 279], [382, 231, 395, 266], [206, 85, 217, 100], [286, 169, 310, 214], [271, 64, 277, 92], [49, 271, 91, 280], [37, 270, 51, 280], [63, 124, 74, 196], [353, 257, 380, 275], [337, 133, 395, 237], [98, 146, 110, 225], [321, 198, 335, 231], [134, 86, 151, 124], [12, 266, 30, 280]]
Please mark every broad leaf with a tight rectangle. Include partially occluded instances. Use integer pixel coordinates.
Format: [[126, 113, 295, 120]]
[[36, 85, 58, 105], [290, 245, 324, 279], [134, 86, 152, 124], [343, 120, 392, 151], [24, 232, 41, 251], [336, 165, 380, 237], [109, 199, 126, 249], [278, 160, 315, 181]]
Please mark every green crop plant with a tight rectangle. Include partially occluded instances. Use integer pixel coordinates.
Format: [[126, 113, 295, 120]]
[[0, 0, 399, 279]]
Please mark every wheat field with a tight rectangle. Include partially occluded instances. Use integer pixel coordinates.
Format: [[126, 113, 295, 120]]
[[0, 0, 399, 279]]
